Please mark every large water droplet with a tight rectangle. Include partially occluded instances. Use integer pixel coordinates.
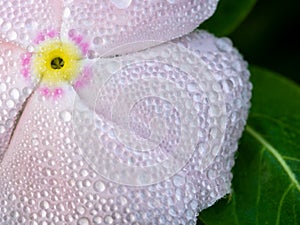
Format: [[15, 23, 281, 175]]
[[63, 7, 71, 18], [59, 110, 72, 122], [10, 88, 20, 100], [7, 30, 17, 41], [110, 0, 132, 9], [94, 180, 106, 192], [1, 21, 12, 32], [25, 19, 37, 29], [78, 217, 90, 225], [0, 125, 5, 134]]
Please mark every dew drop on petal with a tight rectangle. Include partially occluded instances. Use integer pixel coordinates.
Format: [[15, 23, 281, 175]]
[[94, 180, 105, 192], [78, 217, 90, 225], [0, 83, 7, 93], [9, 88, 20, 100], [59, 110, 72, 122], [93, 216, 102, 224], [104, 216, 113, 224], [25, 19, 37, 29], [6, 100, 15, 109], [63, 7, 71, 18], [7, 30, 17, 41], [0, 21, 12, 32], [0, 125, 5, 134]]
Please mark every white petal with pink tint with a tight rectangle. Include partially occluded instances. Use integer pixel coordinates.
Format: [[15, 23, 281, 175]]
[[0, 0, 63, 49], [0, 30, 251, 224], [74, 29, 252, 210], [0, 42, 38, 161], [61, 0, 219, 57]]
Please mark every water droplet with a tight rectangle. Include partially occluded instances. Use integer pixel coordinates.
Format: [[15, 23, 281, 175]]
[[187, 82, 198, 93], [93, 216, 102, 224], [94, 180, 105, 192], [104, 215, 113, 224], [76, 206, 85, 215], [63, 7, 71, 18], [25, 19, 37, 29], [1, 21, 12, 32], [173, 175, 185, 187], [215, 38, 233, 52], [0, 125, 5, 134], [40, 200, 50, 210], [78, 217, 90, 225], [10, 88, 20, 100], [0, 83, 7, 92], [27, 45, 35, 52], [7, 30, 17, 41], [31, 138, 39, 146], [59, 110, 72, 122], [110, 0, 132, 9], [207, 169, 217, 180], [6, 100, 15, 109]]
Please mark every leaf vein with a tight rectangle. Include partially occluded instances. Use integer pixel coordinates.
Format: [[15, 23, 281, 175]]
[[232, 194, 240, 225], [256, 147, 265, 224], [275, 184, 293, 225], [283, 156, 300, 163], [246, 126, 300, 192]]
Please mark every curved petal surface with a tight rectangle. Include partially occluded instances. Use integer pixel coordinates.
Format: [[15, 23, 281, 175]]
[[0, 42, 37, 161], [0, 0, 63, 49], [0, 31, 251, 224], [1, 83, 221, 224], [61, 0, 219, 57]]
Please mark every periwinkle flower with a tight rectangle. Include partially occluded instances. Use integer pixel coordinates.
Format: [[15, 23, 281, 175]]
[[0, 0, 251, 224]]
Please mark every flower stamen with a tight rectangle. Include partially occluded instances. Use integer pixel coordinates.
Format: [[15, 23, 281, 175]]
[[51, 57, 65, 70], [31, 40, 82, 86]]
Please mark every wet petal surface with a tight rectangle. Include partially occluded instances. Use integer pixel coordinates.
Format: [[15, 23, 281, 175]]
[[0, 0, 63, 49], [0, 42, 38, 160], [61, 0, 218, 57]]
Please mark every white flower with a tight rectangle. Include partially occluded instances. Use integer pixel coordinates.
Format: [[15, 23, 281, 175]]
[[0, 0, 251, 224]]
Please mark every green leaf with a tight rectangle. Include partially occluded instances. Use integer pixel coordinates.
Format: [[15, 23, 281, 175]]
[[198, 66, 300, 225], [199, 0, 257, 36]]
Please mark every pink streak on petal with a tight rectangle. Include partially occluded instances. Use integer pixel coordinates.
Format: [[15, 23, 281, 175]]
[[34, 32, 46, 45], [47, 29, 59, 38], [21, 68, 30, 79], [40, 87, 50, 97], [68, 31, 90, 55], [80, 42, 89, 55], [20, 53, 33, 80], [34, 29, 60, 45], [74, 66, 92, 89], [53, 88, 64, 98], [39, 87, 64, 99]]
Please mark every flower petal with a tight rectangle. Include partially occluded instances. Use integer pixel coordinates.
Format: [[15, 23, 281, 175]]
[[61, 0, 219, 57], [73, 30, 251, 213], [0, 0, 63, 48], [0, 42, 37, 161], [0, 31, 252, 224]]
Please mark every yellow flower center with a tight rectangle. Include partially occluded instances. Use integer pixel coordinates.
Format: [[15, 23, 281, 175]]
[[32, 40, 82, 86]]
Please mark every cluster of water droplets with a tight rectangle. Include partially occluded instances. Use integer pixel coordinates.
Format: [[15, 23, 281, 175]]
[[0, 0, 252, 221], [0, 44, 36, 160], [62, 0, 219, 56], [0, 0, 61, 49]]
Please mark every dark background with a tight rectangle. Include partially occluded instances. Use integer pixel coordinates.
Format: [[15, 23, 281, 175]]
[[229, 0, 300, 84]]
